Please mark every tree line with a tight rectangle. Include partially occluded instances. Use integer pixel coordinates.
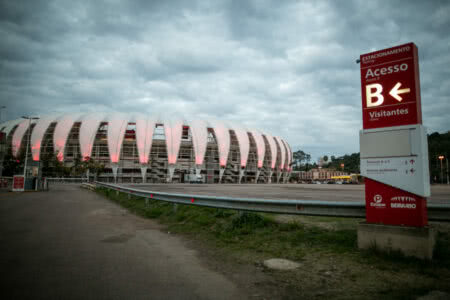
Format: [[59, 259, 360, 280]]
[[292, 150, 360, 174]]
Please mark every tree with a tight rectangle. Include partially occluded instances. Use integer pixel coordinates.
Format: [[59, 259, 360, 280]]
[[293, 150, 307, 169], [82, 156, 105, 180], [428, 131, 450, 183], [326, 153, 360, 173], [323, 155, 329, 162], [71, 153, 86, 176], [305, 154, 312, 171], [1, 150, 24, 176], [41, 153, 67, 177]]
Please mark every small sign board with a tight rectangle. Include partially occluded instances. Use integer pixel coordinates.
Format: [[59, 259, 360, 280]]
[[12, 175, 25, 192], [360, 43, 422, 129]]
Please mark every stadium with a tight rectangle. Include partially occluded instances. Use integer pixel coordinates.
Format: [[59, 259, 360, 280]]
[[0, 113, 292, 184]]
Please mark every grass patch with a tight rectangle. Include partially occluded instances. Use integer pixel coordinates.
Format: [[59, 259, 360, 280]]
[[96, 187, 359, 260]]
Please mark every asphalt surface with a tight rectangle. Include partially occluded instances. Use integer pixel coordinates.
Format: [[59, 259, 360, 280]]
[[0, 185, 246, 300], [125, 183, 450, 204]]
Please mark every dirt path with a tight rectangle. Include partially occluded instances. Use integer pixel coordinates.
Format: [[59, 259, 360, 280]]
[[0, 186, 251, 300]]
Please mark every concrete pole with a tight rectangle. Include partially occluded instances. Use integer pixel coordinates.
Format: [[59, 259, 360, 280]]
[[112, 164, 119, 183], [268, 170, 273, 183], [219, 168, 225, 183], [239, 169, 245, 184], [255, 169, 261, 183], [167, 165, 175, 183], [140, 166, 148, 183]]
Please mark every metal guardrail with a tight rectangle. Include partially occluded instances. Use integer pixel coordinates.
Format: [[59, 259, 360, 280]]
[[92, 182, 450, 222], [81, 183, 96, 191]]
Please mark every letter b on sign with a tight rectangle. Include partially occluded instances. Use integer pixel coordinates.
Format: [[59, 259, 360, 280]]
[[366, 84, 384, 107]]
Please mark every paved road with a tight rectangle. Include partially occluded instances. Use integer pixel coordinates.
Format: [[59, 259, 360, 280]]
[[125, 183, 450, 204], [0, 185, 246, 300]]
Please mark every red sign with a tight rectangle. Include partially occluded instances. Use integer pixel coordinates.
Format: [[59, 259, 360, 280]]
[[365, 178, 427, 227], [13, 175, 25, 191], [360, 43, 422, 129]]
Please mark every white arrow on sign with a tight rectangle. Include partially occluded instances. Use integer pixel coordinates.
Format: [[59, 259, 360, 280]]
[[389, 82, 410, 102]]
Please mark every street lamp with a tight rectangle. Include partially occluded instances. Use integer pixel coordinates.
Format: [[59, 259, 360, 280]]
[[340, 163, 345, 172], [438, 155, 444, 184], [22, 116, 39, 182]]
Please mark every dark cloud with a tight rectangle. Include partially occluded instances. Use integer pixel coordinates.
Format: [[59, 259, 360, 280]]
[[0, 0, 449, 160]]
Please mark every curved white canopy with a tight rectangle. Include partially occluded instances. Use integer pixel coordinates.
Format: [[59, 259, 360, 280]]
[[249, 129, 266, 169], [107, 113, 128, 163], [1, 119, 22, 137], [79, 113, 105, 160], [229, 124, 250, 168], [135, 114, 156, 164], [53, 114, 81, 161], [264, 133, 278, 169], [30, 117, 55, 161], [281, 138, 292, 171], [274, 136, 286, 170], [12, 120, 33, 157], [208, 120, 230, 167], [164, 117, 183, 165], [188, 119, 208, 166]]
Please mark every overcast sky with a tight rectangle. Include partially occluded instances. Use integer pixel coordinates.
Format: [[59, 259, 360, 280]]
[[0, 0, 449, 161]]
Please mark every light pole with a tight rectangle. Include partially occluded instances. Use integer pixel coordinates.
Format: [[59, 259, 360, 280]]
[[0, 106, 5, 123], [446, 156, 449, 185], [438, 155, 444, 184], [340, 163, 345, 173], [22, 116, 39, 181]]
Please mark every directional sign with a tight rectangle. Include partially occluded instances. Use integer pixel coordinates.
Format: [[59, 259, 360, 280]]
[[360, 43, 422, 129], [361, 155, 429, 197], [360, 124, 430, 198]]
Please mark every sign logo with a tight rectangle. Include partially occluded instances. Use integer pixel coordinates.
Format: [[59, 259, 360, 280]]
[[370, 194, 386, 208]]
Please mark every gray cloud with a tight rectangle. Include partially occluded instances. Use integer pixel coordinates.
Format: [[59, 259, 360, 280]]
[[1, 0, 449, 160]]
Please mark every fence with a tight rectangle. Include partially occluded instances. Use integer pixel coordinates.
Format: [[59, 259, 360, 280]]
[[92, 181, 450, 222]]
